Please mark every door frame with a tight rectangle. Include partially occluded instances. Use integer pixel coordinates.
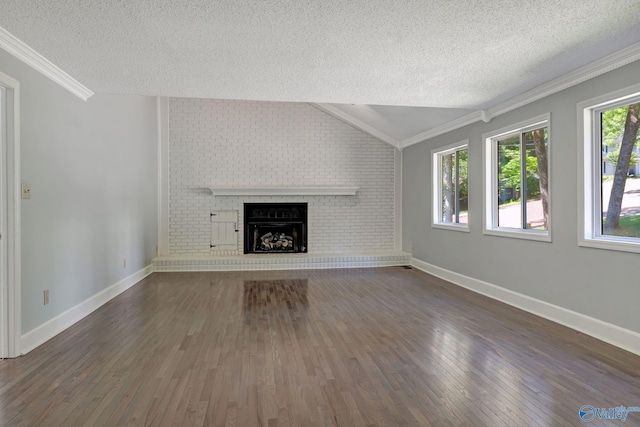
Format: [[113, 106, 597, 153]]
[[0, 70, 21, 358]]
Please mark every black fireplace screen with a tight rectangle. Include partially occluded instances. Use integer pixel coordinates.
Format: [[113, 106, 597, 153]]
[[244, 203, 307, 254]]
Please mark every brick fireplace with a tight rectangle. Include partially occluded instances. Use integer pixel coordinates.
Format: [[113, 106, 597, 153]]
[[165, 97, 397, 257], [244, 203, 308, 254]]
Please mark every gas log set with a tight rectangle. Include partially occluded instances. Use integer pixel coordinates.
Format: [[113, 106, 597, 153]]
[[244, 203, 308, 254], [257, 232, 294, 251]]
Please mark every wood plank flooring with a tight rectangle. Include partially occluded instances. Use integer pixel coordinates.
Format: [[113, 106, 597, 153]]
[[1, 267, 640, 426]]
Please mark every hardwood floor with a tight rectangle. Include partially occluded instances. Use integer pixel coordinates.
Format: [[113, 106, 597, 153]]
[[1, 267, 639, 426]]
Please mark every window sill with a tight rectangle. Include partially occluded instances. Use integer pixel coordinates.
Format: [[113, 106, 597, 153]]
[[432, 223, 470, 233], [483, 227, 551, 242], [579, 237, 640, 254]]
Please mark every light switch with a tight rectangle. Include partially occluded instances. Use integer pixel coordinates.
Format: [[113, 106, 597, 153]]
[[21, 183, 31, 199]]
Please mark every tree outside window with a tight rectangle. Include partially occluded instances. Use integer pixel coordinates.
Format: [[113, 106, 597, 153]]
[[483, 114, 551, 241], [579, 86, 640, 253], [600, 102, 640, 238], [496, 127, 549, 230], [432, 142, 469, 230]]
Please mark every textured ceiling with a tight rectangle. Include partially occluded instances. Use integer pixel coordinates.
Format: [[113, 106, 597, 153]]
[[2, 1, 640, 141], [326, 104, 475, 141]]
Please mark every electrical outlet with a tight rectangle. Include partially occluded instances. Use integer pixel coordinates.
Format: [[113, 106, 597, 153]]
[[123, 258, 127, 269], [43, 289, 49, 305], [21, 183, 31, 199]]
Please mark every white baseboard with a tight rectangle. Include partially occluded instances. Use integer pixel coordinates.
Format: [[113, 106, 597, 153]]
[[411, 257, 640, 356], [21, 264, 154, 354]]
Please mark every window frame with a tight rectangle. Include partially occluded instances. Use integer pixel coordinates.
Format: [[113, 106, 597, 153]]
[[482, 113, 552, 242], [578, 83, 640, 253], [431, 140, 470, 232]]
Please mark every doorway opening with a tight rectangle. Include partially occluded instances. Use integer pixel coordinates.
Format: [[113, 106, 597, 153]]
[[0, 85, 5, 357], [0, 71, 21, 358]]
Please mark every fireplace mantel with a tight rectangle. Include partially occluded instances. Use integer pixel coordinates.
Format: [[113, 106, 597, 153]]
[[208, 186, 359, 197]]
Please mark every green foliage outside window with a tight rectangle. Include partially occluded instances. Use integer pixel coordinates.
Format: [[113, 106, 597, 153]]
[[498, 145, 541, 202]]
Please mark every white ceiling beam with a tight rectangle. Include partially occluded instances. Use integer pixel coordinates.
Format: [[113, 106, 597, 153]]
[[312, 103, 400, 150]]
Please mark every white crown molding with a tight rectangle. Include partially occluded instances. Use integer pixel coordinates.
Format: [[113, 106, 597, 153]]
[[311, 103, 400, 149], [488, 41, 640, 118], [0, 26, 94, 101], [401, 41, 640, 149], [401, 110, 484, 149]]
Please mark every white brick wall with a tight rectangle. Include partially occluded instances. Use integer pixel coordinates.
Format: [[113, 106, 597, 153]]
[[168, 98, 395, 255]]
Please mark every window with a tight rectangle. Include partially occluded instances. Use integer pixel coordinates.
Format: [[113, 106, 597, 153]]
[[483, 114, 551, 241], [579, 84, 640, 253], [432, 141, 469, 231]]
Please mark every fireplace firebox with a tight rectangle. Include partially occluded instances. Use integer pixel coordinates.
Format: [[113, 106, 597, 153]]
[[244, 203, 307, 254]]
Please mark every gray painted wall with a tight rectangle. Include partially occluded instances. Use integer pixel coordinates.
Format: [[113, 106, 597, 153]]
[[403, 60, 640, 333], [0, 50, 158, 334]]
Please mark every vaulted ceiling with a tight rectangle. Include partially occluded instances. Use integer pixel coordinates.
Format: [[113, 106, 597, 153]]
[[2, 1, 640, 146]]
